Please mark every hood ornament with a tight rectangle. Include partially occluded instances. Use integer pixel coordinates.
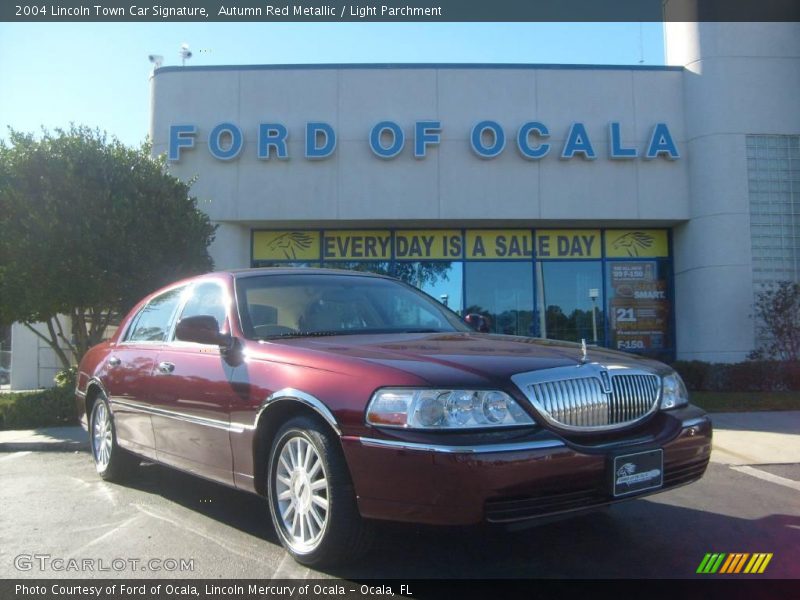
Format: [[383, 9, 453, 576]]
[[580, 338, 588, 364]]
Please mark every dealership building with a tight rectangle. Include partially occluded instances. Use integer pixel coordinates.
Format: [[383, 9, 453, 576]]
[[7, 22, 800, 389]]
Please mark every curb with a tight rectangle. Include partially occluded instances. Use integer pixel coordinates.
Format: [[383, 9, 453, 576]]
[[0, 441, 90, 452]]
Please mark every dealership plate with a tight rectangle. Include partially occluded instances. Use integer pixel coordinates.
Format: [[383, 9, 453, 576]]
[[611, 449, 663, 497]]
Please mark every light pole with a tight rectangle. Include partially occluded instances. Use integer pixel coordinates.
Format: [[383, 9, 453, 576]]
[[589, 288, 599, 344]]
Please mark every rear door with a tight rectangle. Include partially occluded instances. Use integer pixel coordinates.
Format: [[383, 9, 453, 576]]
[[105, 286, 185, 460]]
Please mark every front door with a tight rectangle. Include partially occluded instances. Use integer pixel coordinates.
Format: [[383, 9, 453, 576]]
[[149, 280, 240, 485]]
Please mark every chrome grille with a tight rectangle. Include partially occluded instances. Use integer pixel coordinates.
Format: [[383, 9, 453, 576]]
[[511, 365, 661, 431], [529, 377, 608, 428], [610, 374, 660, 424]]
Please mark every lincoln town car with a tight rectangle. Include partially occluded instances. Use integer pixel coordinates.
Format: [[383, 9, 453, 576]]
[[76, 268, 712, 565]]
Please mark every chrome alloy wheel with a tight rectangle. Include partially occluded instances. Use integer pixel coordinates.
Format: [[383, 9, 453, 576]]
[[92, 401, 113, 470], [274, 435, 330, 553]]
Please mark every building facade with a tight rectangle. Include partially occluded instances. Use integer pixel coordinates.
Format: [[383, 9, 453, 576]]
[[8, 22, 800, 389]]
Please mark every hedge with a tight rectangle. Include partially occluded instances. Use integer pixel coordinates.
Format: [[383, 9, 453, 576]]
[[0, 386, 77, 430], [671, 360, 800, 392]]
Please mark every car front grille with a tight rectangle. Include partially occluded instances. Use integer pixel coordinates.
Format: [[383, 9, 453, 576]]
[[511, 365, 661, 431]]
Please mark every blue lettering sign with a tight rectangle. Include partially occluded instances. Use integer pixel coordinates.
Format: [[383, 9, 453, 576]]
[[258, 124, 289, 160], [561, 123, 596, 159], [305, 122, 336, 159], [208, 123, 243, 161], [168, 125, 196, 161], [414, 121, 441, 159], [608, 122, 637, 159], [646, 123, 680, 159], [471, 120, 505, 158], [517, 121, 550, 160], [370, 121, 404, 159]]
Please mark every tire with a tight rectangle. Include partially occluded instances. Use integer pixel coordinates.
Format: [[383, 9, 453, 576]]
[[267, 415, 373, 566], [89, 394, 139, 481]]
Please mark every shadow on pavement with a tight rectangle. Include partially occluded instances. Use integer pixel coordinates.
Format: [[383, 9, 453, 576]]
[[115, 461, 800, 579]]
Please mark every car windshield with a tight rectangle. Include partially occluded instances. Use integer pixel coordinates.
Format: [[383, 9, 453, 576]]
[[235, 273, 470, 340]]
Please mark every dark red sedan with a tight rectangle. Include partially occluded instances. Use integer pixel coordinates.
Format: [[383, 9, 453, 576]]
[[76, 268, 711, 566]]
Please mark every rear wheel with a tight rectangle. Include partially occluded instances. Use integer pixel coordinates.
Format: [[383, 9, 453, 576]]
[[90, 393, 138, 481], [267, 416, 372, 566]]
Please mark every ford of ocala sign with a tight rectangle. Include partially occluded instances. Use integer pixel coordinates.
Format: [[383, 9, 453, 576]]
[[168, 120, 680, 162]]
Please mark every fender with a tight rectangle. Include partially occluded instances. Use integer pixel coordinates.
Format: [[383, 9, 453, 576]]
[[254, 387, 341, 435]]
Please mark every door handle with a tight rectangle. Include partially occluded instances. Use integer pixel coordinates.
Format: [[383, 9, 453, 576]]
[[157, 361, 175, 374], [107, 356, 121, 367]]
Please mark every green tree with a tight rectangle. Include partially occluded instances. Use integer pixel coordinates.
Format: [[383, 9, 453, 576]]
[[0, 126, 216, 371], [751, 280, 800, 361]]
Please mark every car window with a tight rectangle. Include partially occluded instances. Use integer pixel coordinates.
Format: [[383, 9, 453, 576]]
[[125, 287, 184, 343], [177, 281, 228, 334], [236, 274, 468, 339]]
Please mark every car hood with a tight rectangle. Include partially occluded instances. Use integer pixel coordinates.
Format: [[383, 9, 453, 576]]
[[271, 332, 666, 388]]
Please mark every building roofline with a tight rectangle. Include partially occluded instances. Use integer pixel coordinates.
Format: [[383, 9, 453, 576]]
[[154, 62, 683, 75]]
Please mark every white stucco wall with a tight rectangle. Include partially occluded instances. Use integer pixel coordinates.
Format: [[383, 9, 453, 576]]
[[666, 22, 800, 361], [151, 65, 689, 229], [9, 320, 70, 390]]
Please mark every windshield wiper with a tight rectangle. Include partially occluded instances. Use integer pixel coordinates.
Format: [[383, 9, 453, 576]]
[[257, 328, 447, 340], [257, 330, 345, 340]]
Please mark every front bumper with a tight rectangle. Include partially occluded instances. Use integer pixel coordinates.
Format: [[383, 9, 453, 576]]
[[341, 405, 711, 526]]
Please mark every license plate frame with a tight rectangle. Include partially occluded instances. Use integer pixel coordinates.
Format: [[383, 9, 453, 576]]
[[611, 449, 664, 497]]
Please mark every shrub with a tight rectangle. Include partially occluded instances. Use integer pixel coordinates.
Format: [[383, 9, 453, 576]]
[[0, 386, 76, 430], [751, 281, 800, 361], [671, 360, 800, 392]]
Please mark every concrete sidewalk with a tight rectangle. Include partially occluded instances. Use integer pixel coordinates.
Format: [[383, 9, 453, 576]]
[[0, 412, 798, 464], [0, 425, 89, 452], [710, 411, 800, 466]]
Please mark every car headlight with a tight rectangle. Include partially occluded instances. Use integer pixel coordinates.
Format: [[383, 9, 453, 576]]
[[366, 388, 534, 429], [660, 372, 689, 410]]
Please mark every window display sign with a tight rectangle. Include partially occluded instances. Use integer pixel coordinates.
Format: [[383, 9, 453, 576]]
[[535, 229, 601, 259], [608, 261, 670, 353], [395, 230, 463, 260], [465, 230, 534, 259], [252, 230, 321, 261], [322, 230, 392, 260], [605, 230, 669, 258]]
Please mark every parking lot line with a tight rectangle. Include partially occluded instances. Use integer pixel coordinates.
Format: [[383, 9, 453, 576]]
[[730, 465, 800, 492]]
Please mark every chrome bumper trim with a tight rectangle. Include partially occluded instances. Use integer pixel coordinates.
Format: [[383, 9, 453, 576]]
[[109, 398, 243, 433], [347, 436, 566, 454]]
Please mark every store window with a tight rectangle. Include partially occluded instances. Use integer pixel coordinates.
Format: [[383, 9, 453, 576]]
[[252, 227, 675, 358], [537, 262, 605, 345], [464, 262, 533, 336], [392, 262, 463, 312]]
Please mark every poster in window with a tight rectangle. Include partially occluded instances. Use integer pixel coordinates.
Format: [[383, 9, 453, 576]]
[[608, 262, 670, 353]]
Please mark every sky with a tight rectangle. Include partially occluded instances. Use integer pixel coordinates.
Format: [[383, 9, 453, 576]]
[[0, 22, 664, 146]]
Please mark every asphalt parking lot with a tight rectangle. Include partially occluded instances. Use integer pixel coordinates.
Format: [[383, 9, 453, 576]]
[[1, 420, 798, 580]]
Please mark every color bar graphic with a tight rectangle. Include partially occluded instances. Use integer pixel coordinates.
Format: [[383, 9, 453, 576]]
[[697, 552, 773, 574]]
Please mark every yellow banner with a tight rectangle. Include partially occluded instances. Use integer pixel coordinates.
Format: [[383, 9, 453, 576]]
[[465, 229, 534, 259], [322, 230, 392, 260], [535, 229, 601, 259], [605, 230, 669, 258], [253, 230, 320, 261], [395, 230, 463, 260]]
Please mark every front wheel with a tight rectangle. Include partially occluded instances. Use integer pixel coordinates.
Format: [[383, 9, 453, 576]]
[[267, 416, 372, 566], [90, 394, 138, 481]]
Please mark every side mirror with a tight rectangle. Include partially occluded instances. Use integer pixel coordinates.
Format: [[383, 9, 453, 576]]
[[175, 315, 232, 347], [464, 313, 491, 333]]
